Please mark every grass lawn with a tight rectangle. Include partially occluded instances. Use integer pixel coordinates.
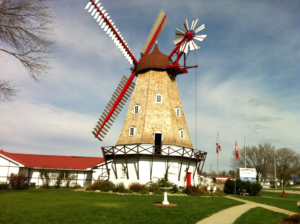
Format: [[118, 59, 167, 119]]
[[0, 189, 242, 224], [233, 207, 289, 224], [232, 191, 300, 213]]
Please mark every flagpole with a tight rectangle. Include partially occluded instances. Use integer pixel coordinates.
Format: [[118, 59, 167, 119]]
[[235, 152, 236, 195], [217, 151, 219, 196], [216, 132, 219, 196]]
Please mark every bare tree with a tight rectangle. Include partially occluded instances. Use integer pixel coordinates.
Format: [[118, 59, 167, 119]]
[[276, 148, 297, 181], [0, 0, 56, 101], [230, 143, 275, 181]]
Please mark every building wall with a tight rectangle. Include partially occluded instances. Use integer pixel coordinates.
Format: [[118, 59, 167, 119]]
[[108, 155, 198, 187], [0, 156, 20, 182], [0, 155, 108, 187], [116, 70, 193, 148]]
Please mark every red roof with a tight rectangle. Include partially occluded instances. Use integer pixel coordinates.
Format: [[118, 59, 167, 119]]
[[0, 150, 105, 170], [215, 175, 235, 179]]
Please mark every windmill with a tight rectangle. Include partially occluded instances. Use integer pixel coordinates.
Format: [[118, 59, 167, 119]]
[[85, 0, 208, 187]]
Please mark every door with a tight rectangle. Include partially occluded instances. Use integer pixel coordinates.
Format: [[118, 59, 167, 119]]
[[154, 133, 162, 154], [187, 172, 191, 186]]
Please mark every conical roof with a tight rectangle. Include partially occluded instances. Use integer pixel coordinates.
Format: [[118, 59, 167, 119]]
[[136, 45, 168, 74]]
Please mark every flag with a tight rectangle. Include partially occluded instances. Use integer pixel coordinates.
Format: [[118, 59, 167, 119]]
[[216, 132, 221, 154], [235, 140, 239, 159]]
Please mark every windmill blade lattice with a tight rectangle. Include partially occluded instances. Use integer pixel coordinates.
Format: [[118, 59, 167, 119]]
[[141, 10, 168, 56], [173, 19, 207, 54], [85, 0, 137, 65], [92, 76, 135, 141]]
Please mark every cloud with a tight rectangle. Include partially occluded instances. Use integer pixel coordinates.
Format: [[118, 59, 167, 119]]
[[243, 115, 282, 122], [248, 99, 280, 107]]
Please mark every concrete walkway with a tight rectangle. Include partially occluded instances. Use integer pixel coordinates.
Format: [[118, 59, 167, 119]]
[[196, 196, 297, 224]]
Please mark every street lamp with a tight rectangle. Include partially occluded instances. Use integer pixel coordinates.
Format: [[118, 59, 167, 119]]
[[244, 130, 260, 168]]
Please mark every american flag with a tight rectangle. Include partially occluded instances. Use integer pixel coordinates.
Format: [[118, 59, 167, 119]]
[[216, 132, 221, 154], [235, 140, 239, 159]]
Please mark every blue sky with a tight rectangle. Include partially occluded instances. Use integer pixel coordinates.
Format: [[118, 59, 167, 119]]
[[0, 0, 299, 173]]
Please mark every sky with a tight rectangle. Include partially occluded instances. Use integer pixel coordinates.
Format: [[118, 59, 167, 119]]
[[0, 0, 299, 173]]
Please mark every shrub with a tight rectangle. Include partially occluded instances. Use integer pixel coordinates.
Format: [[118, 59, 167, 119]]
[[8, 173, 28, 190], [139, 189, 149, 194], [128, 182, 147, 192], [72, 183, 82, 188], [146, 181, 160, 192], [84, 184, 93, 191], [182, 185, 206, 196], [115, 182, 126, 193], [92, 180, 115, 192], [64, 172, 77, 188], [224, 179, 262, 196], [39, 168, 51, 189], [275, 214, 300, 224], [155, 177, 173, 187], [153, 190, 163, 194], [171, 184, 179, 193], [0, 181, 9, 190]]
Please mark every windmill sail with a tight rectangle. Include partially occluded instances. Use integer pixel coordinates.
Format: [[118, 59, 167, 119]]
[[92, 76, 135, 141], [141, 10, 168, 56], [85, 0, 137, 65]]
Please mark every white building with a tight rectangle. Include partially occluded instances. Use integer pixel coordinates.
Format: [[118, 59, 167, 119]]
[[0, 149, 109, 187]]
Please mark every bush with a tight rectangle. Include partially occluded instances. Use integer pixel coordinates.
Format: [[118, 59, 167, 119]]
[[224, 179, 262, 196], [153, 190, 163, 194], [146, 181, 160, 192], [275, 214, 300, 224], [8, 173, 28, 190], [182, 185, 206, 196], [92, 180, 115, 192], [0, 181, 9, 190], [171, 184, 179, 193], [72, 183, 82, 188], [139, 189, 149, 194], [39, 168, 51, 189], [115, 182, 126, 193], [128, 182, 147, 192], [84, 184, 93, 191]]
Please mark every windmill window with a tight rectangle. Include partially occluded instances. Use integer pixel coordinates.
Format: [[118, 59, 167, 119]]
[[175, 107, 180, 117], [129, 126, 135, 136], [134, 105, 140, 114], [121, 166, 126, 178], [156, 94, 162, 103], [179, 129, 184, 139]]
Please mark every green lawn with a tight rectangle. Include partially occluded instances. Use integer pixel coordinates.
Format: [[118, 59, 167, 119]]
[[233, 191, 300, 213], [233, 207, 289, 224], [0, 189, 242, 224]]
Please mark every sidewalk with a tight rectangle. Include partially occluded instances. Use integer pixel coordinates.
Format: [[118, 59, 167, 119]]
[[196, 195, 297, 224]]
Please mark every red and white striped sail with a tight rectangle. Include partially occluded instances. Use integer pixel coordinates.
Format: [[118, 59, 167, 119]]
[[85, 1, 168, 140], [173, 19, 207, 54], [85, 0, 137, 65]]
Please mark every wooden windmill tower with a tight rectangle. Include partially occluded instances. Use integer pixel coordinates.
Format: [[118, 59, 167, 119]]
[[85, 0, 207, 187]]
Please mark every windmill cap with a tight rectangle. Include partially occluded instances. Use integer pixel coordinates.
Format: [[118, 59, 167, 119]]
[[136, 45, 168, 74]]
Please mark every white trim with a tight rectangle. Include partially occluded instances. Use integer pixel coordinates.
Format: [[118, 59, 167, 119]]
[[175, 107, 180, 117], [155, 94, 162, 103], [129, 126, 136, 136], [179, 129, 184, 139], [0, 154, 25, 167], [133, 105, 140, 114]]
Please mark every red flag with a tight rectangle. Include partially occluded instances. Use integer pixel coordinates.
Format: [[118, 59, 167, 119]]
[[216, 133, 221, 154], [235, 140, 239, 159]]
